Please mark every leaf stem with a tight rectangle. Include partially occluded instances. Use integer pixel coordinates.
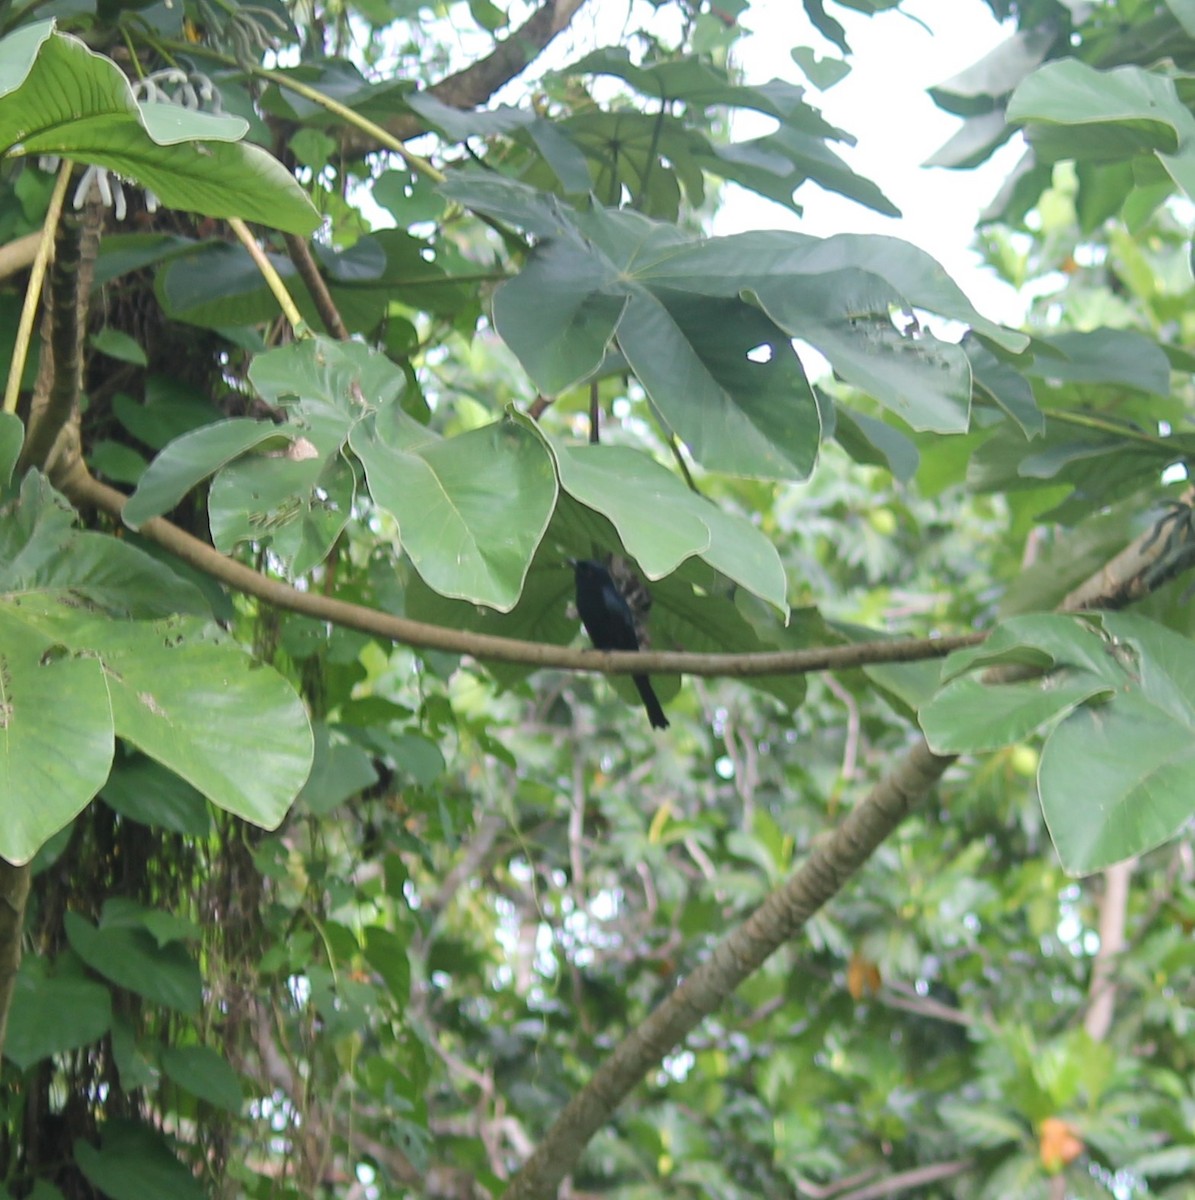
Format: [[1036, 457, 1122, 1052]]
[[1047, 407, 1180, 454], [3, 162, 72, 417], [228, 217, 308, 335], [152, 38, 446, 184]]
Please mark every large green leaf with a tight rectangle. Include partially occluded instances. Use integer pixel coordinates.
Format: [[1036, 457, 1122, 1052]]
[[617, 287, 822, 478], [1, 470, 204, 616], [1007, 57, 1195, 207], [100, 755, 213, 837], [452, 180, 1024, 468], [352, 410, 557, 611], [487, 209, 819, 478], [0, 606, 114, 865], [249, 333, 406, 413], [488, 231, 627, 393], [0, 469, 259, 861], [0, 21, 317, 233], [75, 1120, 205, 1200], [12, 597, 311, 830], [921, 613, 1195, 873], [189, 337, 404, 573], [161, 1045, 245, 1113], [551, 442, 788, 612], [554, 444, 715, 573], [921, 669, 1110, 754], [126, 338, 394, 572], [5, 958, 113, 1070], [209, 452, 357, 576], [751, 270, 971, 434], [644, 228, 1022, 351], [66, 911, 202, 1013], [1039, 613, 1195, 874], [1007, 59, 1190, 163], [82, 613, 311, 828], [122, 418, 295, 529]]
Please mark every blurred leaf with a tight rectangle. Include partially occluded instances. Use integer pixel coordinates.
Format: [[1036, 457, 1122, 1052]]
[[90, 328, 147, 366], [939, 1099, 1024, 1148], [298, 723, 379, 815], [75, 1120, 205, 1200], [5, 958, 112, 1070], [100, 755, 212, 836], [66, 913, 202, 1013], [161, 1045, 244, 1112], [1008, 59, 1187, 160]]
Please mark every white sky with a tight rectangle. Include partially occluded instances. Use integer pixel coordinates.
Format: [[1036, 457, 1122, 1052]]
[[714, 0, 1028, 325], [420, 0, 1030, 325]]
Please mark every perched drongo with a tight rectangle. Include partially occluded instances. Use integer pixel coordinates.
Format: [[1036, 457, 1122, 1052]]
[[572, 559, 669, 730]]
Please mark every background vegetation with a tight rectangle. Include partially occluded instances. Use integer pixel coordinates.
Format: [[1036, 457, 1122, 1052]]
[[1, 0, 1195, 1197]]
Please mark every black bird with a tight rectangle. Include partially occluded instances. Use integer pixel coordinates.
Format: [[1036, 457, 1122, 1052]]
[[572, 559, 669, 730]]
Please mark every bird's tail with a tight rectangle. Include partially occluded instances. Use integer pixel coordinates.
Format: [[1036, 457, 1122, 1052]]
[[633, 674, 669, 730]]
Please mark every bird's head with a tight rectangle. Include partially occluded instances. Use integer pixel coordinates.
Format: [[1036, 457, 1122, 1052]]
[[570, 558, 606, 584]]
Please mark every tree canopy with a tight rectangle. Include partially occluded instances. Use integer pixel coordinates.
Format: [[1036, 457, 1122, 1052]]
[[1, 0, 1195, 1197]]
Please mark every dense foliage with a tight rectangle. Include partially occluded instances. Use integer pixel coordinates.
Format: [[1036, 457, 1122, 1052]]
[[1, 0, 1195, 1197]]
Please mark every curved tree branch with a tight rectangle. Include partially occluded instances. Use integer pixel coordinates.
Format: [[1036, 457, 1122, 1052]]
[[502, 737, 956, 1200], [59, 467, 983, 678], [340, 0, 591, 157], [1083, 858, 1133, 1041], [0, 232, 39, 284]]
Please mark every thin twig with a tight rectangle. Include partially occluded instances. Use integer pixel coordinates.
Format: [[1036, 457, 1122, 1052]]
[[665, 433, 699, 493], [830, 1158, 974, 1200], [283, 232, 349, 340], [588, 380, 599, 443]]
